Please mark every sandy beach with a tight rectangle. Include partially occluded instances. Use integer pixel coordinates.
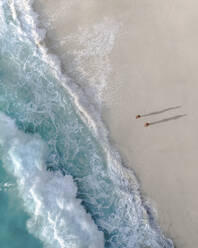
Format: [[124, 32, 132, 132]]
[[33, 1, 198, 247]]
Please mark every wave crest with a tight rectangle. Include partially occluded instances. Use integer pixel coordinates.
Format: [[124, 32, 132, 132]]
[[0, 112, 104, 248]]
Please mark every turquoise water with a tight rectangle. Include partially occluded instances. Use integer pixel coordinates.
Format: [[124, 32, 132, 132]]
[[0, 161, 43, 248], [0, 1, 174, 248]]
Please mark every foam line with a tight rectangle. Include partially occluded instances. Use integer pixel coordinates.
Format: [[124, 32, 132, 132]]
[[0, 112, 104, 248], [0, 1, 174, 247]]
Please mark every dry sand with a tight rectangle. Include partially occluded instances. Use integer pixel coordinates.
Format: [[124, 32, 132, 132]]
[[33, 1, 198, 247]]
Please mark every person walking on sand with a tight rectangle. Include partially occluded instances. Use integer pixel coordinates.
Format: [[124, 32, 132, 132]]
[[144, 122, 150, 127], [136, 115, 141, 119]]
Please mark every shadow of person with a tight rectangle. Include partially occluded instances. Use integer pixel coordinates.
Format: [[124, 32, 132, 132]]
[[136, 106, 181, 119], [145, 114, 187, 127]]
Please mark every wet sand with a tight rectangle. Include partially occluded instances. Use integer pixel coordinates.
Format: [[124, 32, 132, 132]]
[[33, 1, 198, 247]]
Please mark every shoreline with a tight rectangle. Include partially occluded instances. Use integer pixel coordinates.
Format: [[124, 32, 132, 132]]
[[33, 1, 198, 247], [33, 0, 175, 243], [102, 1, 198, 247]]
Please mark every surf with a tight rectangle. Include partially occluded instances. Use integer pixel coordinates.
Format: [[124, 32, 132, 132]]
[[0, 1, 174, 248], [0, 112, 104, 248]]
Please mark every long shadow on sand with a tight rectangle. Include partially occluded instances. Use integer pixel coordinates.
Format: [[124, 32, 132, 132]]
[[140, 106, 181, 117], [148, 114, 187, 126]]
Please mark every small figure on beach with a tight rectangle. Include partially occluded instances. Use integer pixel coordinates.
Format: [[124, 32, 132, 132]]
[[144, 122, 150, 127], [136, 106, 186, 127]]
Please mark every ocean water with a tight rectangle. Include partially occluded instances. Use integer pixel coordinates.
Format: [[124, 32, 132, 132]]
[[0, 1, 174, 248]]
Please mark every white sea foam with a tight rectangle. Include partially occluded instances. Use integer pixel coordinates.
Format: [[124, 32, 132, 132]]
[[58, 19, 121, 110], [0, 1, 174, 247], [9, 0, 120, 141], [0, 182, 15, 192], [0, 112, 104, 248]]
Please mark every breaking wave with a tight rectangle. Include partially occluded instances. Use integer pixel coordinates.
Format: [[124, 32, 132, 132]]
[[0, 1, 174, 248], [0, 112, 104, 248]]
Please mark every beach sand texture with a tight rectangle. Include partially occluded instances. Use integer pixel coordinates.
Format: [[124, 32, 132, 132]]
[[33, 1, 198, 247]]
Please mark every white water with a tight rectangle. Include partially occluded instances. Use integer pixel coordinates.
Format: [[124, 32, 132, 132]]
[[0, 0, 174, 247], [0, 112, 104, 248]]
